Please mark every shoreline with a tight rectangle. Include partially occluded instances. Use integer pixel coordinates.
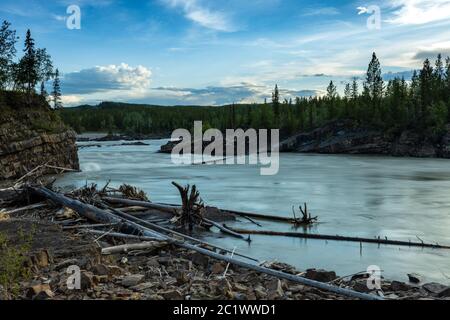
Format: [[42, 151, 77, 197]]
[[2, 181, 450, 300]]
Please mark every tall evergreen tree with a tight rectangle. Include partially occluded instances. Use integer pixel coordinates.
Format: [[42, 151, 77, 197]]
[[272, 84, 280, 124], [351, 79, 359, 100], [0, 21, 17, 90], [364, 53, 383, 122], [344, 83, 351, 100], [419, 58, 434, 122], [52, 68, 62, 109], [20, 29, 38, 98]]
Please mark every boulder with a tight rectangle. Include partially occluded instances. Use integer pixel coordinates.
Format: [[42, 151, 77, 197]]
[[407, 273, 423, 284], [423, 282, 447, 295], [390, 281, 411, 292], [121, 274, 145, 288], [305, 269, 337, 283]]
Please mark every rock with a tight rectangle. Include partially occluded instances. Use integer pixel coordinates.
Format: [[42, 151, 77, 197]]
[[157, 257, 172, 266], [33, 289, 54, 300], [130, 282, 156, 292], [254, 286, 267, 299], [390, 281, 411, 292], [352, 280, 371, 293], [26, 283, 53, 299], [438, 287, 450, 298], [266, 279, 284, 297], [289, 285, 306, 294], [80, 271, 95, 290], [121, 274, 145, 288], [33, 250, 51, 268], [173, 271, 189, 285], [108, 265, 124, 276], [161, 290, 184, 300], [191, 252, 209, 268], [305, 269, 337, 283], [211, 262, 225, 275], [423, 282, 447, 295], [54, 259, 79, 271], [91, 264, 109, 276], [407, 273, 423, 284]]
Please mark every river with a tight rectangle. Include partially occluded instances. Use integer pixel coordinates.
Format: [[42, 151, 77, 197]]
[[55, 139, 450, 285]]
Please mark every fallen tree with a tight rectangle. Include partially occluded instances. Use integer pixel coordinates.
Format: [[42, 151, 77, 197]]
[[28, 185, 383, 300], [225, 227, 450, 249]]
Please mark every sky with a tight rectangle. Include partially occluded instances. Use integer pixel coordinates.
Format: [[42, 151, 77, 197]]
[[2, 0, 450, 106]]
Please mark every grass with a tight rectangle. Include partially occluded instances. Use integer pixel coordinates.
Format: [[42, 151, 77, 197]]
[[0, 227, 35, 299]]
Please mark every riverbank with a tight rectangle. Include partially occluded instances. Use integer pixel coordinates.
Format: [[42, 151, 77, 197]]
[[279, 120, 450, 158], [2, 187, 449, 301], [0, 195, 450, 300]]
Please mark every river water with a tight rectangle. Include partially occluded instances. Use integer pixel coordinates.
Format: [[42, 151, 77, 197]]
[[55, 139, 450, 284]]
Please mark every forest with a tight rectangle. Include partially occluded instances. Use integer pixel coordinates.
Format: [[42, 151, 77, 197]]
[[59, 53, 450, 139]]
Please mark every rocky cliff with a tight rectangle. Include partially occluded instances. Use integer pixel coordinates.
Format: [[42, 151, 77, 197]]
[[280, 120, 450, 158], [0, 92, 79, 180]]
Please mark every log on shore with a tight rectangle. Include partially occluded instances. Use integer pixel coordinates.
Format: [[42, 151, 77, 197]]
[[102, 241, 169, 255], [225, 227, 450, 250], [29, 186, 383, 300]]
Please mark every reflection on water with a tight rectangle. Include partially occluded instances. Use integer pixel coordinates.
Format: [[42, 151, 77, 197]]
[[56, 139, 450, 284]]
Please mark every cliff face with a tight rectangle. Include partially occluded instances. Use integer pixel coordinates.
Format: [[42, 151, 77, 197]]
[[280, 120, 450, 158], [0, 92, 79, 180]]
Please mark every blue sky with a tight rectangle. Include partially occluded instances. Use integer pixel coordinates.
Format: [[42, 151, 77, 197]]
[[2, 0, 450, 106]]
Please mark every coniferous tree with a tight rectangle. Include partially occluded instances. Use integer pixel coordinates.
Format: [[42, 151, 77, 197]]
[[419, 59, 433, 123], [0, 20, 17, 90], [364, 53, 383, 123], [40, 80, 47, 98], [19, 29, 38, 100], [351, 79, 359, 99], [52, 68, 62, 109], [272, 84, 280, 124], [344, 83, 351, 100]]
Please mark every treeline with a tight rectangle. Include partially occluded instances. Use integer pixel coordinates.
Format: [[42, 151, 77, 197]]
[[0, 21, 62, 108], [61, 53, 450, 138]]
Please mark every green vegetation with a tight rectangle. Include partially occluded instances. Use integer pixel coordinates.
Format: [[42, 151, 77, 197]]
[[0, 20, 61, 108], [60, 53, 450, 139], [0, 228, 34, 298]]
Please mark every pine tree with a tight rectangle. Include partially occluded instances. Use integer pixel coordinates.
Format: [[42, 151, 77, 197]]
[[363, 53, 384, 123], [326, 81, 337, 119], [40, 81, 47, 98], [344, 83, 351, 100], [419, 58, 433, 122], [272, 84, 280, 124], [351, 79, 359, 99], [21, 29, 38, 99], [364, 53, 384, 100], [0, 20, 17, 90], [52, 68, 62, 109]]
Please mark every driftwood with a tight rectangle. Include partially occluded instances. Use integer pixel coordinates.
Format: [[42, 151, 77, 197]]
[[99, 201, 257, 262], [0, 202, 48, 215], [29, 186, 383, 300], [103, 197, 177, 214], [225, 227, 450, 250], [102, 241, 169, 255], [62, 223, 119, 230], [203, 217, 251, 242]]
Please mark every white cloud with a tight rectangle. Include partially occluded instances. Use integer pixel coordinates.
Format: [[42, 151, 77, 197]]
[[386, 0, 450, 25], [63, 63, 152, 94], [162, 0, 234, 31]]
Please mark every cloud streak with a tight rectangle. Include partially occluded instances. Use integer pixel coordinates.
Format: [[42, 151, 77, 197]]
[[162, 0, 234, 31]]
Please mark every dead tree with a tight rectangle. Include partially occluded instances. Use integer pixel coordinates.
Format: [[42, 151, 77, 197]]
[[171, 182, 204, 231]]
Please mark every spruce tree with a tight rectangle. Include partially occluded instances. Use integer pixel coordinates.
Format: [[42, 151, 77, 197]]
[[351, 79, 359, 99], [272, 84, 280, 124], [52, 68, 62, 109], [419, 58, 433, 122], [344, 83, 351, 100], [0, 20, 17, 90], [21, 29, 38, 99]]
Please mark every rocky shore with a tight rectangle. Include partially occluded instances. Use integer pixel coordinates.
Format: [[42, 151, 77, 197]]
[[1, 200, 450, 301], [279, 120, 450, 158], [0, 93, 79, 180]]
